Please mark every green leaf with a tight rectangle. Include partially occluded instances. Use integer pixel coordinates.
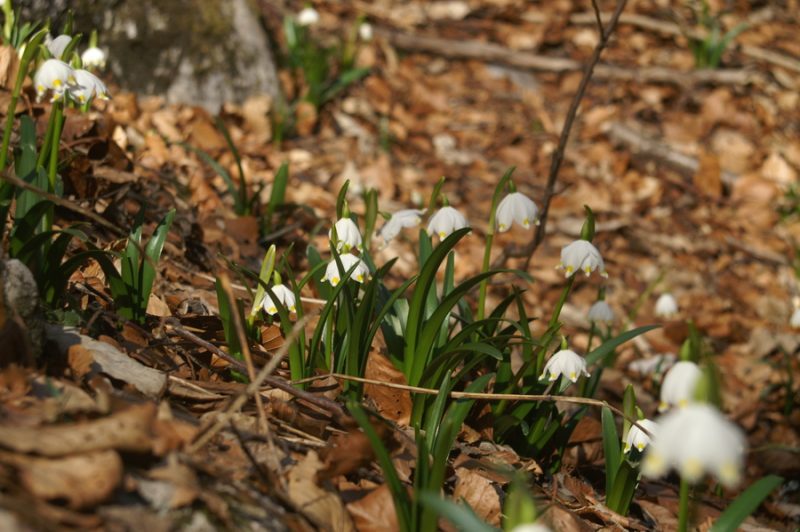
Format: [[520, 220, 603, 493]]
[[602, 406, 621, 499], [710, 475, 783, 532], [606, 460, 638, 515], [265, 162, 289, 230], [418, 492, 497, 532], [214, 116, 248, 212], [348, 401, 412, 531]]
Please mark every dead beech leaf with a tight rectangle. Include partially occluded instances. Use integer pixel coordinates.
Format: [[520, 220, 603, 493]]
[[364, 352, 411, 425], [144, 455, 200, 509], [452, 467, 502, 527], [319, 428, 378, 481], [18, 450, 122, 509], [0, 45, 20, 89], [287, 451, 356, 532], [47, 324, 167, 398], [346, 484, 399, 532], [694, 150, 723, 197], [0, 402, 157, 456], [295, 100, 318, 136]]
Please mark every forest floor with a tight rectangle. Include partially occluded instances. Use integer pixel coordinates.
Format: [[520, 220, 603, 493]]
[[1, 0, 799, 530]]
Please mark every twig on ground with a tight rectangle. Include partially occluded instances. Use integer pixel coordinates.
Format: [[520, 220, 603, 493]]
[[494, 0, 630, 270], [570, 8, 800, 74], [219, 273, 269, 435], [187, 315, 312, 453], [605, 121, 738, 187], [376, 28, 758, 87], [1, 168, 126, 236], [293, 373, 653, 437]]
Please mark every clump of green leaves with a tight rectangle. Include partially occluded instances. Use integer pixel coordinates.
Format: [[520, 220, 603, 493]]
[[686, 0, 748, 69]]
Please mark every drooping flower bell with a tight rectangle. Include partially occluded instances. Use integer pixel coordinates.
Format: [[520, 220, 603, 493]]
[[297, 6, 320, 26], [46, 34, 72, 60], [624, 418, 657, 453], [496, 191, 539, 232], [358, 22, 373, 41], [790, 306, 800, 329], [587, 300, 614, 324], [329, 217, 362, 252], [540, 349, 590, 384], [509, 525, 552, 532], [33, 59, 77, 101], [258, 284, 296, 315], [70, 69, 110, 103], [658, 360, 702, 412], [641, 404, 746, 487], [427, 205, 469, 240], [322, 253, 369, 286], [557, 240, 607, 278], [81, 46, 107, 70], [378, 209, 423, 245], [655, 293, 679, 318]]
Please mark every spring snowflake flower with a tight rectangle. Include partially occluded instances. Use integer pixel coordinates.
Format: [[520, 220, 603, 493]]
[[557, 240, 607, 278], [540, 349, 590, 384], [642, 404, 746, 487], [33, 59, 77, 101], [81, 46, 107, 70], [655, 293, 678, 318], [70, 69, 110, 103], [496, 192, 539, 232], [427, 206, 469, 240], [658, 360, 702, 412], [790, 307, 800, 329], [46, 34, 72, 59], [297, 6, 320, 26], [378, 209, 424, 244], [329, 217, 362, 252], [322, 253, 369, 286], [587, 300, 614, 324], [258, 284, 296, 315], [624, 418, 657, 453], [358, 22, 373, 41], [510, 525, 552, 532]]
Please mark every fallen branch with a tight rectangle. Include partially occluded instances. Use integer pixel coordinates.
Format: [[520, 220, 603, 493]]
[[294, 372, 653, 437], [570, 9, 800, 74], [376, 28, 759, 86], [605, 121, 738, 187]]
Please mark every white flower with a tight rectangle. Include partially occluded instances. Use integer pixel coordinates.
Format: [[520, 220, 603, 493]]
[[641, 404, 746, 487], [790, 308, 800, 329], [329, 217, 362, 252], [557, 240, 607, 278], [510, 525, 552, 532], [496, 192, 539, 232], [659, 360, 702, 412], [587, 301, 614, 324], [427, 206, 469, 240], [358, 22, 373, 41], [297, 6, 320, 26], [70, 69, 110, 103], [655, 293, 678, 318], [322, 253, 369, 286], [378, 209, 423, 244], [258, 284, 296, 315], [624, 418, 657, 453], [81, 46, 107, 70], [46, 34, 72, 59], [33, 59, 77, 101], [540, 349, 590, 384]]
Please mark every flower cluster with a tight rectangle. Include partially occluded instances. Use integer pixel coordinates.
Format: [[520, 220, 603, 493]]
[[34, 59, 109, 103], [642, 404, 746, 487]]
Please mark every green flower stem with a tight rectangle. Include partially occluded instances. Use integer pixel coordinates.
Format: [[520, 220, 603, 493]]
[[0, 28, 47, 171], [476, 230, 494, 321], [36, 106, 58, 169], [678, 478, 691, 532], [47, 101, 64, 191]]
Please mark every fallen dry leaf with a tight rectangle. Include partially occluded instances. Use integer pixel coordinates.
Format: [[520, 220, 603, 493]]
[[346, 484, 399, 532], [453, 466, 502, 527], [15, 450, 123, 509], [287, 451, 356, 532], [0, 402, 157, 456]]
